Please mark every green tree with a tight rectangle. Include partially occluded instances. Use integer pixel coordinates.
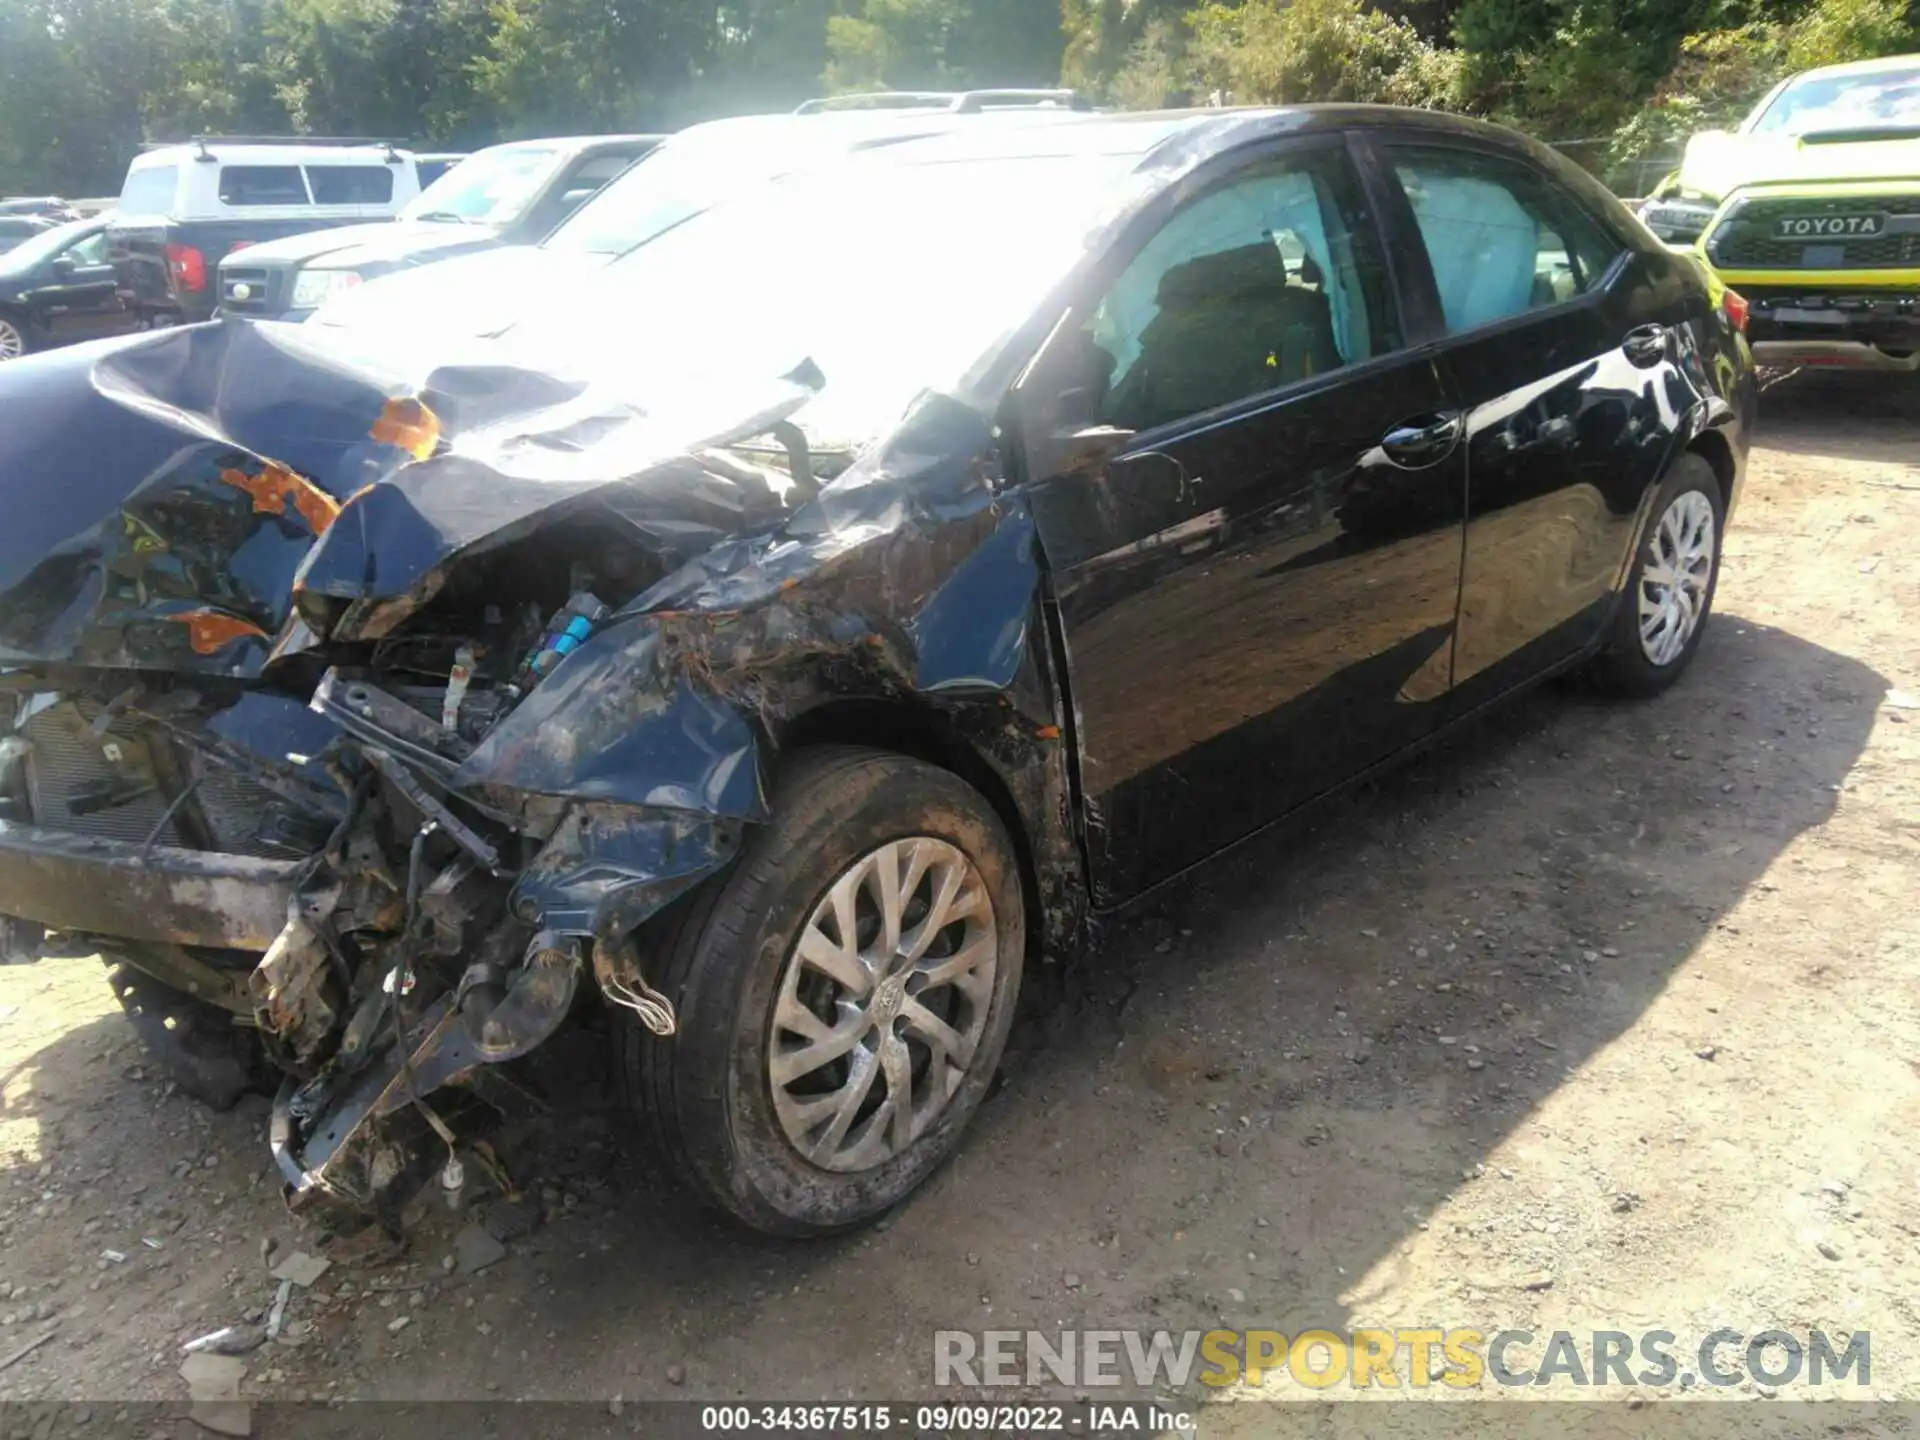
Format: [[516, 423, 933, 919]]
[[823, 0, 1065, 93], [271, 0, 492, 143], [1062, 0, 1187, 94], [700, 0, 840, 116], [1105, 14, 1186, 108], [472, 0, 719, 134], [1607, 0, 1917, 184], [1187, 0, 1462, 107], [0, 0, 214, 194]]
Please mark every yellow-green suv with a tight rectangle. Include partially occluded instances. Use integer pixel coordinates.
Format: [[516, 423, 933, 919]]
[[1642, 53, 1920, 371]]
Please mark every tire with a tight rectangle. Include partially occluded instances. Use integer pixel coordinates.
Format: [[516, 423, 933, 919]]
[[0, 914, 42, 964], [106, 958, 263, 1111], [618, 746, 1026, 1236], [1586, 453, 1724, 698], [0, 311, 32, 363]]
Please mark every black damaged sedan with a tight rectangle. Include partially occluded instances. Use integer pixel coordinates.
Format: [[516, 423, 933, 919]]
[[0, 107, 1754, 1235]]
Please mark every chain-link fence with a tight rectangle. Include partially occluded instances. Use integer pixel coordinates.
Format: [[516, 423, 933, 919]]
[[1544, 137, 1683, 202]]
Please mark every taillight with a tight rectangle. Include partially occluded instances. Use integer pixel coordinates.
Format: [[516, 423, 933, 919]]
[[165, 242, 207, 293], [226, 240, 254, 254], [1721, 287, 1749, 335]]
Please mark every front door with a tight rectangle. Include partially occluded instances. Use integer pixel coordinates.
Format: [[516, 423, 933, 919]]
[[31, 229, 126, 344], [1019, 138, 1469, 907]]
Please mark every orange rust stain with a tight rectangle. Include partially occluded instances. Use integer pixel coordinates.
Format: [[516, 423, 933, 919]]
[[219, 462, 340, 534], [370, 396, 441, 459], [168, 611, 268, 655], [1034, 724, 1061, 740]]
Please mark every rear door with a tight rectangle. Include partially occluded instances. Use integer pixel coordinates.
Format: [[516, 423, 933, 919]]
[[1362, 137, 1688, 703], [1019, 135, 1468, 905]]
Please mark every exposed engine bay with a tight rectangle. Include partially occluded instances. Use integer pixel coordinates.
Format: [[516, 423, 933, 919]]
[[0, 318, 1083, 1225], [0, 438, 797, 1218]]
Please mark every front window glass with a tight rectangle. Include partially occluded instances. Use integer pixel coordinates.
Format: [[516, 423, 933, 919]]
[[401, 146, 562, 223], [1089, 151, 1396, 433], [65, 230, 109, 265], [3, 219, 99, 268], [1750, 66, 1920, 135]]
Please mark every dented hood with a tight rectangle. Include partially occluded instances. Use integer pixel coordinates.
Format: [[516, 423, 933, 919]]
[[0, 318, 814, 676]]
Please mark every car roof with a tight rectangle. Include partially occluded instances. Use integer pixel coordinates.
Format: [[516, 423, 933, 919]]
[[839, 103, 1549, 171], [1785, 50, 1920, 83], [657, 105, 1102, 152], [486, 134, 668, 154], [129, 143, 405, 167]]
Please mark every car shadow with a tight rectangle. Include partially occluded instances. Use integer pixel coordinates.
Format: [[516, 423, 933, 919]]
[[0, 608, 1884, 1411]]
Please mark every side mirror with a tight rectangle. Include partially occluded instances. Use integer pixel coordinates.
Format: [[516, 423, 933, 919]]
[[51, 256, 76, 277]]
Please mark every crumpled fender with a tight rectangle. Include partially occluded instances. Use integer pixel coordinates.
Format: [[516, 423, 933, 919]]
[[469, 394, 1085, 955]]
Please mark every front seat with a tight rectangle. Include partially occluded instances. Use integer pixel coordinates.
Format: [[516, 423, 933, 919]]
[[1106, 243, 1339, 432]]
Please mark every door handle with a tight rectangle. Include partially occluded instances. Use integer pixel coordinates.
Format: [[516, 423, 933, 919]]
[[1380, 410, 1463, 469], [1623, 323, 1670, 367]]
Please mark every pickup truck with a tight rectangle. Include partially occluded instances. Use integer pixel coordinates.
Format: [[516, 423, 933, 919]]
[[107, 137, 424, 326], [1643, 53, 1920, 371], [215, 135, 659, 322]]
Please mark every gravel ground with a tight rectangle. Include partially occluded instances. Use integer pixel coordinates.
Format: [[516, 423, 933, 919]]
[[1, 369, 1917, 1434]]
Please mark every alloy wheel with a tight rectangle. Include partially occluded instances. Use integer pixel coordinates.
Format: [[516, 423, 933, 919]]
[[1637, 489, 1716, 667], [767, 836, 998, 1173], [0, 318, 24, 361]]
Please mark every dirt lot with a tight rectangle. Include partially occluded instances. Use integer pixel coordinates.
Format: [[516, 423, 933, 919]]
[[1, 370, 1918, 1429]]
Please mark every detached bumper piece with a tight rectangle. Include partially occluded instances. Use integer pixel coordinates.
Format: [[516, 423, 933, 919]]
[[0, 821, 300, 950]]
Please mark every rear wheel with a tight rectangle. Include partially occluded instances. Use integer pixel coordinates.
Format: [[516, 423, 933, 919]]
[[1587, 454, 1724, 697], [619, 747, 1026, 1235]]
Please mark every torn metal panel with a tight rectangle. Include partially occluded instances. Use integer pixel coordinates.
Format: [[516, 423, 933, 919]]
[[455, 631, 768, 821], [506, 802, 741, 939]]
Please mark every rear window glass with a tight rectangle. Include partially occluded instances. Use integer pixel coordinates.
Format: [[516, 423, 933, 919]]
[[306, 166, 394, 204], [219, 166, 309, 206], [118, 166, 179, 215]]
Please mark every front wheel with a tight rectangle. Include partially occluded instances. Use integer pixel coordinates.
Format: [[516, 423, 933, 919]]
[[1587, 453, 1724, 697], [0, 312, 32, 362], [619, 747, 1026, 1235]]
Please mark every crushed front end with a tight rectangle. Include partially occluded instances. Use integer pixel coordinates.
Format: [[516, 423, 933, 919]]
[[0, 322, 801, 1219], [0, 317, 1080, 1225]]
